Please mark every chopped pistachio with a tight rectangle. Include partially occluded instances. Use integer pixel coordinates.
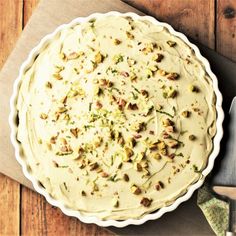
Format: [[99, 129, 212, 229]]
[[129, 72, 137, 81], [127, 102, 138, 110], [127, 58, 136, 67], [168, 153, 176, 159], [142, 43, 155, 54], [143, 105, 154, 116], [77, 159, 86, 169], [59, 52, 66, 60], [93, 183, 99, 192], [94, 52, 104, 63], [67, 52, 80, 60], [114, 38, 121, 45], [140, 89, 149, 98], [167, 72, 179, 80], [53, 73, 63, 80], [150, 151, 161, 160], [156, 103, 162, 110], [182, 110, 190, 118], [95, 100, 103, 109], [167, 40, 176, 47], [189, 84, 199, 92], [134, 162, 142, 172], [58, 107, 68, 113], [67, 89, 79, 98], [193, 164, 199, 172], [120, 71, 129, 77], [101, 172, 109, 178], [140, 197, 152, 207], [113, 54, 124, 64], [149, 142, 158, 151], [163, 87, 177, 98], [136, 152, 145, 162], [189, 134, 196, 140], [99, 79, 113, 87], [94, 136, 103, 147], [40, 113, 48, 119], [94, 85, 102, 96], [167, 88, 177, 98], [126, 31, 134, 39], [89, 162, 99, 171], [158, 69, 167, 76], [96, 167, 103, 174], [142, 168, 150, 177], [165, 126, 174, 133], [73, 68, 80, 74], [155, 53, 164, 62], [130, 122, 146, 133], [166, 139, 179, 148], [162, 131, 171, 139], [70, 128, 79, 138], [117, 162, 123, 169], [123, 173, 129, 182], [157, 141, 166, 150], [162, 118, 174, 127], [140, 160, 148, 168], [126, 137, 136, 148], [46, 143, 52, 151], [112, 197, 119, 207], [124, 146, 134, 158], [131, 184, 142, 195], [45, 81, 52, 88], [149, 65, 158, 72], [146, 68, 153, 78], [155, 184, 160, 191], [158, 181, 165, 188], [160, 148, 167, 155]]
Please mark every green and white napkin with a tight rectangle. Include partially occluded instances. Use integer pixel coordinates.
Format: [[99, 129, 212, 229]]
[[197, 183, 229, 236]]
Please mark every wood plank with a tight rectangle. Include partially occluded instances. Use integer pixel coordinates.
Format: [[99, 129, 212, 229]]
[[124, 0, 215, 48], [23, 0, 40, 25], [0, 0, 23, 235], [20, 1, 112, 235], [21, 188, 111, 236], [0, 174, 20, 235], [217, 0, 236, 61], [0, 0, 23, 68]]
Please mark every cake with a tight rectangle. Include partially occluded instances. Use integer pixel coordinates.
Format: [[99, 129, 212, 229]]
[[17, 15, 216, 220]]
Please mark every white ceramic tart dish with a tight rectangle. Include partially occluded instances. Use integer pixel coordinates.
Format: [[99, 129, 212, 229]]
[[9, 12, 224, 227]]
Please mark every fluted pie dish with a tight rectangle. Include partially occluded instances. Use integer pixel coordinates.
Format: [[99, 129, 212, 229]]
[[9, 12, 224, 227]]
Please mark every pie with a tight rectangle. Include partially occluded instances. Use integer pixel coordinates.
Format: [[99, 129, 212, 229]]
[[17, 15, 216, 220]]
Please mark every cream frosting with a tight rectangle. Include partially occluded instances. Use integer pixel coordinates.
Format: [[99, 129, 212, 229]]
[[17, 15, 216, 220]]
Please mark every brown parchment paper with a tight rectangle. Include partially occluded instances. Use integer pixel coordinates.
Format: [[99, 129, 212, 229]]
[[0, 0, 214, 234]]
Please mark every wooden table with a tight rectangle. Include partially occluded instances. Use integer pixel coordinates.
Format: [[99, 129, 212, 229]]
[[0, 0, 235, 235]]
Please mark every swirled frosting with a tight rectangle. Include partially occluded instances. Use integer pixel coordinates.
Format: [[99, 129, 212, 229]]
[[17, 15, 216, 220]]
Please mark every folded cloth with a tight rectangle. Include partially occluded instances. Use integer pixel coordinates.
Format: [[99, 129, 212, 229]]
[[197, 183, 229, 236]]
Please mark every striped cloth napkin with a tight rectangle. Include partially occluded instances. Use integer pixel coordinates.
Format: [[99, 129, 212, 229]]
[[197, 183, 229, 236]]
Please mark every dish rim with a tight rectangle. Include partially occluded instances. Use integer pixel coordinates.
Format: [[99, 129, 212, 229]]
[[9, 11, 224, 227]]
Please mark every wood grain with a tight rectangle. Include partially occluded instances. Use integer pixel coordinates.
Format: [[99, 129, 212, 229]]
[[20, 1, 112, 235], [124, 0, 215, 48], [0, 0, 23, 235], [0, 0, 23, 68], [21, 188, 111, 236], [23, 0, 40, 25], [1, 0, 235, 235], [217, 0, 236, 61]]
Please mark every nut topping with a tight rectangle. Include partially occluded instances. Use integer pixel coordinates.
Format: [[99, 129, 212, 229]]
[[140, 197, 152, 207]]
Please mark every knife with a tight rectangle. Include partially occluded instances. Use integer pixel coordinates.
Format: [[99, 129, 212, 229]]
[[212, 97, 236, 235]]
